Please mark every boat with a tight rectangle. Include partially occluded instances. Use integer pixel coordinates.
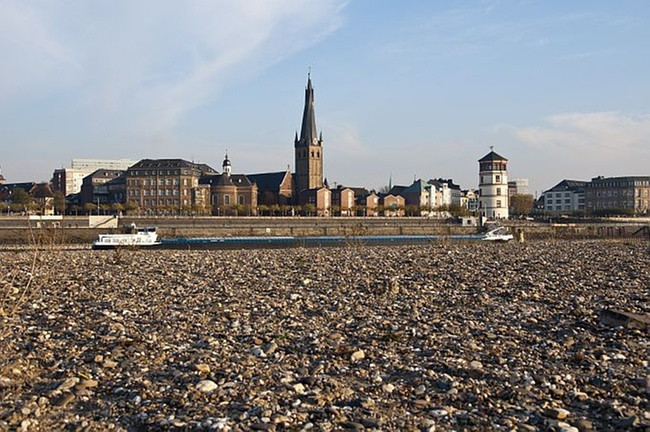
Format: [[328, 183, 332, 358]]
[[92, 225, 160, 249], [480, 226, 514, 242]]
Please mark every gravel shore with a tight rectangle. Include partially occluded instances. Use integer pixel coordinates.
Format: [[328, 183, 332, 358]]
[[1, 241, 649, 431]]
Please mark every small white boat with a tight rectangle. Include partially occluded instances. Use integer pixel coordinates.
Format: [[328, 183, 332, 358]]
[[93, 225, 160, 249], [481, 226, 514, 242]]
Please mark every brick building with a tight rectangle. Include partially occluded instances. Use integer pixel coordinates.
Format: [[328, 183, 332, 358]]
[[585, 176, 650, 215], [125, 159, 217, 212]]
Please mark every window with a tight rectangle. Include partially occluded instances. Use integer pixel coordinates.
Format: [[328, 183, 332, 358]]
[[496, 188, 501, 196], [144, 190, 149, 196], [224, 195, 230, 205], [496, 200, 502, 207], [239, 195, 245, 205], [495, 175, 501, 183], [565, 199, 570, 203]]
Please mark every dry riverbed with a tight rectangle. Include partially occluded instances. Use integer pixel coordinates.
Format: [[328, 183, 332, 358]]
[[1, 241, 649, 431]]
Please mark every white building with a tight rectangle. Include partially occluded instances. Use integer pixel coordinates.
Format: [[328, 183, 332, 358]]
[[461, 189, 479, 212], [52, 159, 138, 196], [543, 180, 587, 214], [478, 150, 509, 219]]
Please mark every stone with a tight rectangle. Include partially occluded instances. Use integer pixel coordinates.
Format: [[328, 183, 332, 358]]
[[196, 380, 218, 393], [55, 377, 79, 394], [599, 309, 650, 330], [195, 363, 211, 373], [350, 350, 365, 362], [572, 419, 593, 431], [546, 407, 570, 420]]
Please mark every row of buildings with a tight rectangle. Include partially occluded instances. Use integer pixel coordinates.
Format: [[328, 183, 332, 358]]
[[542, 176, 650, 216], [1, 73, 646, 218], [1, 74, 503, 218]]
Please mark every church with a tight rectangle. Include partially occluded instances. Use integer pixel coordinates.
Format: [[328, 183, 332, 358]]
[[248, 73, 331, 215], [122, 74, 333, 216]]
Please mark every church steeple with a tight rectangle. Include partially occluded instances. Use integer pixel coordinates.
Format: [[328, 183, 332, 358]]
[[294, 72, 324, 194], [296, 72, 322, 148]]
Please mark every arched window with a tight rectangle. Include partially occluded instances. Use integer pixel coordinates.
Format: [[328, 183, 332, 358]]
[[224, 195, 230, 205]]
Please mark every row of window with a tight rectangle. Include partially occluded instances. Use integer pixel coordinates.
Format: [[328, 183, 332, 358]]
[[592, 200, 649, 208], [546, 205, 584, 211], [480, 175, 504, 184], [142, 199, 188, 207], [130, 170, 195, 176], [590, 180, 650, 187], [213, 194, 246, 205], [297, 150, 321, 159], [127, 178, 196, 186], [480, 163, 507, 171], [592, 189, 649, 197], [128, 189, 189, 197]]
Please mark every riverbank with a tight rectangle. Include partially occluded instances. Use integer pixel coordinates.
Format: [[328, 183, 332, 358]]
[[1, 241, 648, 430]]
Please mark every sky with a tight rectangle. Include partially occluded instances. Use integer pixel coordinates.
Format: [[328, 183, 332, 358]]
[[1, 0, 649, 195]]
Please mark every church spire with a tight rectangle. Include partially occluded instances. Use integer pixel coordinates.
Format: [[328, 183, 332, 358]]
[[296, 72, 320, 147]]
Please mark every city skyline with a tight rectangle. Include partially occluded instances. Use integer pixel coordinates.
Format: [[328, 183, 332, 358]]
[[1, 1, 649, 195]]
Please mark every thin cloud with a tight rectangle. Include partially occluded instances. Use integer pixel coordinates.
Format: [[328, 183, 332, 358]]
[[0, 0, 347, 132], [507, 111, 650, 153]]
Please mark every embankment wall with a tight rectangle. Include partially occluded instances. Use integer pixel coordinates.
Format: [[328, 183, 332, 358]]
[[0, 216, 647, 245]]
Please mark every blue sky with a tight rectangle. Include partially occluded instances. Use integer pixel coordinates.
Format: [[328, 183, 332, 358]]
[[1, 0, 649, 195]]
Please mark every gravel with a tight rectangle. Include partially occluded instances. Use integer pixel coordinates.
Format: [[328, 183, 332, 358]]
[[1, 240, 648, 431]]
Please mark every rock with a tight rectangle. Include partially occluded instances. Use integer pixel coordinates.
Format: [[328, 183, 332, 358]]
[[546, 407, 570, 420], [194, 363, 211, 373], [599, 309, 650, 330], [339, 421, 364, 430], [54, 377, 79, 394], [382, 384, 395, 393], [350, 350, 365, 362], [103, 359, 118, 369], [54, 393, 75, 407], [616, 415, 639, 428], [293, 383, 306, 394], [196, 380, 218, 393], [572, 419, 593, 431]]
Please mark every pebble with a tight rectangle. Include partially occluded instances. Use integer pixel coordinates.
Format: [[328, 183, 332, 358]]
[[350, 350, 365, 362], [195, 363, 211, 373], [0, 241, 647, 430], [196, 380, 218, 393]]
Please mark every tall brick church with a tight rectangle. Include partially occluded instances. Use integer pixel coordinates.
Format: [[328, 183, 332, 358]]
[[294, 73, 323, 192], [293, 74, 331, 215]]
